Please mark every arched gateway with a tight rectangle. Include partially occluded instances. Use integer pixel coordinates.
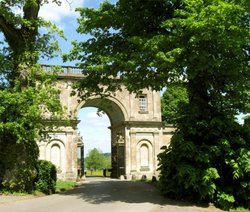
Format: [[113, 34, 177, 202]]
[[38, 65, 174, 180]]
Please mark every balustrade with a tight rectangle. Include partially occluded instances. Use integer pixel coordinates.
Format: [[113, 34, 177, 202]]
[[41, 64, 83, 74]]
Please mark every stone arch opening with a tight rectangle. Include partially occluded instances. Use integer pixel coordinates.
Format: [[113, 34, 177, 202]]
[[77, 107, 111, 176], [76, 97, 127, 178], [75, 96, 128, 124]]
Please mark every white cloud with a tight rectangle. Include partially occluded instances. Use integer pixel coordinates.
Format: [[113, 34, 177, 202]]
[[39, 0, 85, 23], [86, 111, 100, 119], [78, 111, 110, 128]]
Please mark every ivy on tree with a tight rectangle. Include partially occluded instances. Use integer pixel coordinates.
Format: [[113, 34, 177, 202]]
[[65, 0, 250, 209]]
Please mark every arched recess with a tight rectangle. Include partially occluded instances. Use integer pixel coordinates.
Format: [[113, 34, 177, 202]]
[[136, 140, 153, 172], [74, 96, 128, 126], [51, 144, 61, 167], [75, 96, 127, 178], [46, 139, 66, 173]]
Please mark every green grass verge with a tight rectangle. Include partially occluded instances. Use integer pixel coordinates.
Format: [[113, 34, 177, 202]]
[[0, 189, 30, 196], [230, 208, 250, 212], [0, 181, 77, 195], [55, 181, 77, 193]]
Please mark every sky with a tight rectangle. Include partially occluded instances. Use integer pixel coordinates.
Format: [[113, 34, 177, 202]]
[[39, 0, 107, 66], [38, 0, 117, 154]]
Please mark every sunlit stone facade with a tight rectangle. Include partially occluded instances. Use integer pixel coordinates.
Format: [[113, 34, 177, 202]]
[[38, 66, 174, 180]]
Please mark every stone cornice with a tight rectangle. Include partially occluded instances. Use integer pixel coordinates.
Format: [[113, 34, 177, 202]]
[[124, 121, 163, 127], [41, 119, 80, 127], [110, 121, 164, 130]]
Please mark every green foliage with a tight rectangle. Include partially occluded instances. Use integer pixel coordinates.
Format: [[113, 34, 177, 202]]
[[35, 160, 57, 194], [1, 161, 37, 193], [0, 1, 64, 193], [66, 0, 250, 209], [231, 207, 250, 212], [217, 192, 235, 211], [158, 116, 250, 209], [0, 0, 65, 89], [85, 148, 109, 170], [0, 69, 62, 192], [55, 181, 76, 192], [103, 153, 112, 169], [161, 84, 188, 125], [244, 116, 250, 126], [157, 1, 250, 209], [64, 0, 185, 97]]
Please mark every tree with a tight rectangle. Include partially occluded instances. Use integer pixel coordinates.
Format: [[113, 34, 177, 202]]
[[64, 0, 185, 97], [0, 0, 63, 89], [161, 84, 188, 125], [65, 0, 250, 209], [103, 153, 111, 169], [0, 1, 63, 192], [85, 148, 105, 171], [0, 75, 62, 192]]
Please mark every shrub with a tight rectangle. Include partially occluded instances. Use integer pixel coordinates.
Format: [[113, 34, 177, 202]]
[[158, 116, 250, 210], [0, 141, 38, 193], [35, 160, 57, 194]]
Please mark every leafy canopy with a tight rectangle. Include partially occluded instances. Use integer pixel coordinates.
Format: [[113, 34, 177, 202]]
[[65, 0, 250, 209], [161, 83, 188, 125], [85, 148, 107, 170], [65, 0, 249, 114]]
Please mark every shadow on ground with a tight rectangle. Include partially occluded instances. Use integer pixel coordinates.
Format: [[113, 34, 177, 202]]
[[60, 177, 212, 210]]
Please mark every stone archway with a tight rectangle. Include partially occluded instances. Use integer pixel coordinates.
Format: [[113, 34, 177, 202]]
[[38, 65, 174, 180], [76, 97, 127, 178]]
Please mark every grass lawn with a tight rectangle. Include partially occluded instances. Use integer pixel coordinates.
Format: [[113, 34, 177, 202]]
[[85, 170, 111, 177], [0, 190, 31, 196], [55, 181, 77, 193]]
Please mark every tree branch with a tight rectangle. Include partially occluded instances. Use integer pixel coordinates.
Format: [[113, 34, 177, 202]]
[[23, 0, 40, 20], [0, 14, 22, 48]]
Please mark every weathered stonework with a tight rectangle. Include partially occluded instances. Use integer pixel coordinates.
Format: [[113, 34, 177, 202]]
[[38, 66, 174, 180]]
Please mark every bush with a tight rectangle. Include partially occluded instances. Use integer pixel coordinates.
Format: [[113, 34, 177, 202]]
[[0, 141, 38, 193], [158, 116, 250, 210], [35, 160, 57, 194]]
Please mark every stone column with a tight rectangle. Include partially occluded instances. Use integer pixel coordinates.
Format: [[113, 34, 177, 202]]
[[65, 130, 77, 180], [125, 126, 131, 178], [130, 131, 137, 175], [153, 131, 160, 175]]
